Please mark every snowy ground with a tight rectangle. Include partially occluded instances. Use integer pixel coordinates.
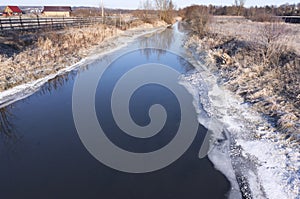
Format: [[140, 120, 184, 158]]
[[183, 47, 300, 199]]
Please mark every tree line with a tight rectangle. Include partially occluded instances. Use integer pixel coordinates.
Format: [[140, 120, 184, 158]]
[[136, 0, 300, 24], [179, 3, 300, 22]]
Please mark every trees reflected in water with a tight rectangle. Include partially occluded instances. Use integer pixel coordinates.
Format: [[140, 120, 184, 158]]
[[138, 25, 194, 72], [139, 28, 175, 60], [178, 55, 195, 72], [0, 70, 78, 142], [0, 106, 17, 142], [38, 71, 77, 96]]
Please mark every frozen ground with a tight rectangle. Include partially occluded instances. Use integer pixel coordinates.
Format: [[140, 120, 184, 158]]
[[182, 49, 300, 198]]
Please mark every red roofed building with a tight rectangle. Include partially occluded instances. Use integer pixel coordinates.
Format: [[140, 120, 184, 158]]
[[3, 6, 22, 16]]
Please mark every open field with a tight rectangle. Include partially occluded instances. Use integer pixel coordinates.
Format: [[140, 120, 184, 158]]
[[185, 16, 300, 142], [210, 16, 300, 54]]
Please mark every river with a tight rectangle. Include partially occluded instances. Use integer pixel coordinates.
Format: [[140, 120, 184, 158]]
[[0, 23, 234, 199]]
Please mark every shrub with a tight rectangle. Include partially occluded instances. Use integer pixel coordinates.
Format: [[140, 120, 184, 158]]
[[182, 5, 211, 37]]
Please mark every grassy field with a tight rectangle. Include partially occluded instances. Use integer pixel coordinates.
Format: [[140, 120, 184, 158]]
[[185, 16, 300, 143]]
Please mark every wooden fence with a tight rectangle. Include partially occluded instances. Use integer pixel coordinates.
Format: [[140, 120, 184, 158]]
[[281, 16, 300, 24], [0, 16, 104, 32]]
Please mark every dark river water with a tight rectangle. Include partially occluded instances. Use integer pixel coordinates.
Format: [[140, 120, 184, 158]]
[[0, 24, 230, 199]]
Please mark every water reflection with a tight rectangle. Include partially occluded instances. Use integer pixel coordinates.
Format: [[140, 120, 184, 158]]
[[138, 48, 194, 73], [141, 48, 166, 61], [138, 24, 192, 72], [0, 106, 17, 141], [0, 47, 117, 142], [178, 55, 194, 71], [139, 28, 175, 51], [39, 72, 76, 96]]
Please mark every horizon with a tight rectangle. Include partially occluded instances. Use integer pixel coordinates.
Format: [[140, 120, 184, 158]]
[[1, 0, 299, 9]]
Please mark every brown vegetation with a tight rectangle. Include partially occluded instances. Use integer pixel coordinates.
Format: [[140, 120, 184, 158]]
[[136, 0, 176, 24], [179, 3, 300, 23], [132, 9, 158, 24], [0, 24, 117, 91], [185, 17, 300, 142], [180, 5, 211, 37], [0, 20, 165, 92], [72, 8, 103, 17]]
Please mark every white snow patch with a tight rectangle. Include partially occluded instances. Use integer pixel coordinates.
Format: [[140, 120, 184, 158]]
[[182, 59, 300, 199], [237, 139, 300, 199]]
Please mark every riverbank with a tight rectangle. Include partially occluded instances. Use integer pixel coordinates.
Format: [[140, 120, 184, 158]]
[[185, 17, 300, 138], [184, 17, 300, 198], [0, 20, 167, 107]]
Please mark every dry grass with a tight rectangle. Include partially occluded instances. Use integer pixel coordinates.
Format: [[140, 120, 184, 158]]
[[182, 5, 212, 37], [0, 24, 117, 90], [0, 20, 163, 92], [185, 17, 300, 143], [210, 16, 300, 54]]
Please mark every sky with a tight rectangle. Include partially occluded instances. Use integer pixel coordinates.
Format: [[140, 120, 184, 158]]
[[1, 0, 299, 9]]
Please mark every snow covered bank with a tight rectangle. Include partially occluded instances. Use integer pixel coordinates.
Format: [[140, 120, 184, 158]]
[[183, 38, 300, 199]]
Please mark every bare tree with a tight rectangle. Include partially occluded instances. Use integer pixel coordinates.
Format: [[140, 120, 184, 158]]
[[258, 22, 287, 67], [183, 5, 211, 37], [155, 0, 175, 23], [155, 0, 164, 20], [137, 0, 153, 22], [234, 0, 246, 16], [143, 0, 153, 19]]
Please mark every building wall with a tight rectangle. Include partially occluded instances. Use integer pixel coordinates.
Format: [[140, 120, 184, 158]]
[[43, 11, 70, 17], [4, 7, 12, 14], [3, 6, 22, 16]]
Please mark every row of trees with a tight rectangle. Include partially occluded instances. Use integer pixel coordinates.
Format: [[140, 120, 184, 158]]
[[178, 2, 296, 36], [137, 0, 300, 24], [179, 2, 300, 23], [183, 3, 300, 17]]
